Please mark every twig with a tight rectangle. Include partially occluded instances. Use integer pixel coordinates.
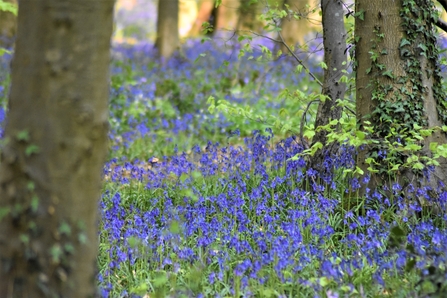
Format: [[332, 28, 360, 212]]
[[300, 99, 320, 149], [244, 29, 323, 87]]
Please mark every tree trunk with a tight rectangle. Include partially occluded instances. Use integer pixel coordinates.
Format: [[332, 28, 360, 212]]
[[188, 0, 215, 36], [237, 0, 262, 31], [355, 0, 447, 196], [156, 0, 179, 59], [0, 0, 17, 48], [308, 0, 347, 175], [0, 0, 114, 297], [215, 0, 240, 37]]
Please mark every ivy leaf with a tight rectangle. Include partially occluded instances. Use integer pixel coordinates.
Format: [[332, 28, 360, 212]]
[[412, 162, 424, 170], [382, 70, 394, 79], [355, 9, 365, 21], [430, 142, 438, 152], [400, 38, 411, 47], [16, 130, 30, 142], [25, 145, 40, 156], [417, 43, 427, 52]]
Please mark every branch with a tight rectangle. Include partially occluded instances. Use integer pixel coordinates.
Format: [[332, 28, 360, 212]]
[[436, 18, 447, 33], [243, 29, 323, 87], [277, 31, 324, 87]]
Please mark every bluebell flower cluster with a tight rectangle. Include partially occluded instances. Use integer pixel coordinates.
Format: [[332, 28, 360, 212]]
[[99, 123, 447, 296]]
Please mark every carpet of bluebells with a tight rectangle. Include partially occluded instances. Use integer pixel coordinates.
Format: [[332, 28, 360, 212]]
[[2, 36, 447, 297]]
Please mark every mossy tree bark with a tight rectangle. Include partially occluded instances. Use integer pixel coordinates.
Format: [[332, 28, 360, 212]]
[[0, 0, 115, 297], [355, 0, 447, 197], [156, 0, 179, 59], [308, 0, 347, 176]]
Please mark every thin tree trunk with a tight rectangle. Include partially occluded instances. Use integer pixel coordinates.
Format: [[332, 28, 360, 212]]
[[308, 0, 347, 175], [0, 0, 114, 297], [156, 0, 179, 59]]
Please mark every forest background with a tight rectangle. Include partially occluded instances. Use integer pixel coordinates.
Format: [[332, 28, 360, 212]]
[[2, 0, 447, 297]]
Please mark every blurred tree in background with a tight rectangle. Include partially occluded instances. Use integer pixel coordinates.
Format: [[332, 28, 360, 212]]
[[156, 0, 179, 58]]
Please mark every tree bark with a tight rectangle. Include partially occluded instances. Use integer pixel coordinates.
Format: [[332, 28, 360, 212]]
[[156, 0, 179, 59], [308, 0, 347, 175], [0, 0, 17, 48], [0, 0, 114, 297], [355, 0, 447, 196]]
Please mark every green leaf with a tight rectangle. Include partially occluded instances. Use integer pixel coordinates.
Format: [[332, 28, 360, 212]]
[[318, 276, 330, 287], [354, 166, 364, 175], [25, 144, 40, 156], [16, 130, 30, 142], [430, 142, 438, 152], [355, 130, 366, 140], [59, 221, 71, 236], [31, 195, 39, 213], [0, 1, 17, 15], [279, 108, 288, 117], [0, 47, 12, 56], [50, 244, 63, 263], [354, 9, 365, 21], [382, 70, 394, 79], [320, 61, 327, 69], [303, 129, 315, 139], [412, 162, 424, 170], [400, 38, 411, 47]]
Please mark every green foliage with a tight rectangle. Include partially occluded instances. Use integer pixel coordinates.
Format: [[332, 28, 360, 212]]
[[0, 0, 17, 15], [348, 0, 447, 179]]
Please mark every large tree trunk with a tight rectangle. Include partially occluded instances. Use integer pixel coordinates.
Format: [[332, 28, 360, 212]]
[[156, 0, 179, 59], [355, 0, 447, 197], [308, 0, 347, 175], [0, 0, 17, 48], [0, 0, 114, 297]]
